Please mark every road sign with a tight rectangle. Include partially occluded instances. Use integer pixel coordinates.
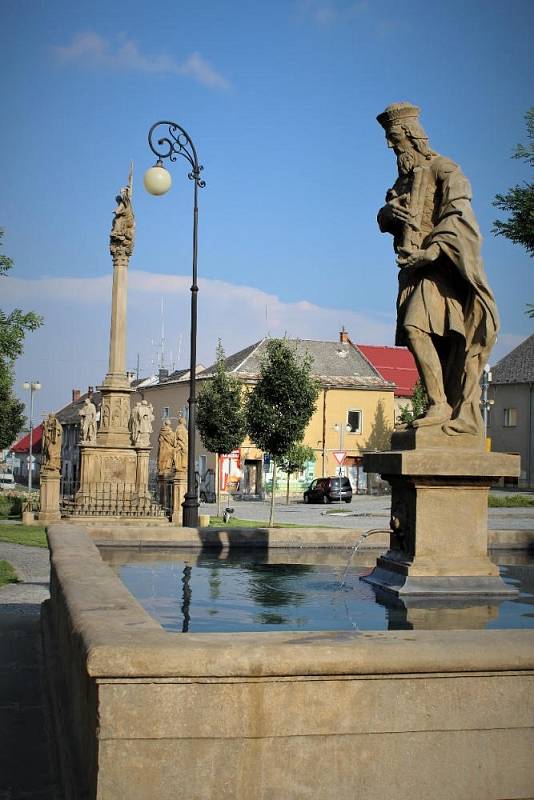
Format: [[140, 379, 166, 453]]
[[333, 451, 346, 465]]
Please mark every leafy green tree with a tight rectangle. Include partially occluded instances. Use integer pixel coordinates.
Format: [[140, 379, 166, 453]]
[[278, 442, 315, 504], [492, 108, 534, 316], [0, 230, 43, 449], [246, 338, 319, 525], [398, 379, 428, 427], [196, 340, 247, 516]]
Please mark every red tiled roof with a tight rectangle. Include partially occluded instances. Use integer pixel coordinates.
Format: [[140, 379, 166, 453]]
[[10, 423, 43, 454], [356, 345, 419, 397]]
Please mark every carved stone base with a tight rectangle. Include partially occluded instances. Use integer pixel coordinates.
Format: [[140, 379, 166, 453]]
[[38, 471, 61, 522], [172, 471, 187, 526], [362, 448, 520, 597]]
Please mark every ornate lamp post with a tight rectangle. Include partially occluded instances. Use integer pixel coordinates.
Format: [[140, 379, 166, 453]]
[[22, 380, 41, 495], [144, 121, 205, 528]]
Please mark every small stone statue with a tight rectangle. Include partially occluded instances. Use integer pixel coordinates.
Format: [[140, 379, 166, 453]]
[[130, 400, 154, 447], [79, 397, 97, 444], [377, 102, 498, 436], [157, 419, 175, 474], [42, 414, 63, 472], [110, 163, 135, 259], [173, 414, 188, 473]]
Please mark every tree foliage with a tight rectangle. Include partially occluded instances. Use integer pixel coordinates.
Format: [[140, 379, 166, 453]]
[[277, 441, 315, 504], [398, 379, 428, 426], [0, 229, 43, 449], [196, 340, 247, 456], [246, 339, 319, 524], [492, 108, 534, 257]]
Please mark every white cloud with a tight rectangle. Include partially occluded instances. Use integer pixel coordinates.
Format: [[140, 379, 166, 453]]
[[52, 33, 230, 90], [3, 270, 394, 415], [297, 0, 368, 26]]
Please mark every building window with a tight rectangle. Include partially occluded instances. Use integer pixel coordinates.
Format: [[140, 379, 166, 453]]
[[347, 409, 362, 434], [162, 407, 170, 419], [503, 408, 517, 427]]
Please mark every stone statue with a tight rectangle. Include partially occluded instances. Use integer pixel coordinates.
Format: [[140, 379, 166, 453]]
[[42, 414, 63, 472], [110, 163, 135, 259], [173, 414, 188, 473], [157, 419, 175, 474], [79, 397, 97, 444], [130, 400, 154, 447], [377, 102, 499, 436]]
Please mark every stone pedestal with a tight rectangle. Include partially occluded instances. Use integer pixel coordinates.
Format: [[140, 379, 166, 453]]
[[38, 471, 61, 522], [135, 447, 151, 498], [172, 471, 187, 526], [363, 441, 520, 597]]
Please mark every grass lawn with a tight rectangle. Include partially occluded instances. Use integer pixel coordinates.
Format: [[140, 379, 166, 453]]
[[488, 495, 534, 508], [208, 516, 318, 528], [0, 524, 48, 548], [0, 559, 19, 587]]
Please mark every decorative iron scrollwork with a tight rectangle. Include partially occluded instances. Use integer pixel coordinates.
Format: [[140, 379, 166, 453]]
[[147, 121, 206, 187]]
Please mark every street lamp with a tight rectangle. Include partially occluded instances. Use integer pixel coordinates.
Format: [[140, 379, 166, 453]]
[[333, 422, 351, 506], [22, 381, 41, 496], [144, 121, 205, 528], [481, 364, 494, 441]]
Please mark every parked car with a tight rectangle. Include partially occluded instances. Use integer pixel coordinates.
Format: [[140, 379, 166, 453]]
[[303, 477, 352, 504], [0, 472, 15, 489]]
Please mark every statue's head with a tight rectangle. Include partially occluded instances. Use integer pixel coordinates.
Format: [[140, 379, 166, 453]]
[[377, 102, 434, 165]]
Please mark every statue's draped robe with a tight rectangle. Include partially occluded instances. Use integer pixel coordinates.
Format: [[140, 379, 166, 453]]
[[379, 155, 499, 432]]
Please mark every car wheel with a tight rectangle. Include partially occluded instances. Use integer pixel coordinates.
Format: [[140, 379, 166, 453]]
[[345, 498, 351, 503]]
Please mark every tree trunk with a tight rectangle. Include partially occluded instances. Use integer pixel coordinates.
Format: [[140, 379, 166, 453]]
[[286, 471, 290, 505], [269, 460, 276, 527], [216, 453, 220, 518]]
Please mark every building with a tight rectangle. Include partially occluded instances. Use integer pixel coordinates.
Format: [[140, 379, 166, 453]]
[[9, 424, 44, 486], [142, 333, 395, 497], [356, 343, 419, 423], [489, 334, 534, 488]]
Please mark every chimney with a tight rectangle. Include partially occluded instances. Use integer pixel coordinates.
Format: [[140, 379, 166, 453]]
[[158, 368, 169, 383], [72, 389, 81, 403], [339, 326, 349, 344], [88, 386, 94, 398]]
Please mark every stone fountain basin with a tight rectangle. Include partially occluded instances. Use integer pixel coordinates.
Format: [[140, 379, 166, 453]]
[[43, 523, 534, 800]]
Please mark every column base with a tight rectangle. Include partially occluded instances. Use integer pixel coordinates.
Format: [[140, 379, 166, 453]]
[[361, 568, 517, 597]]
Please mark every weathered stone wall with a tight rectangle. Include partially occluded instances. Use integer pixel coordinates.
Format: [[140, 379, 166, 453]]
[[44, 523, 534, 800]]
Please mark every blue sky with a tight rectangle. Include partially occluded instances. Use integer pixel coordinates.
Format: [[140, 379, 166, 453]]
[[1, 0, 533, 418]]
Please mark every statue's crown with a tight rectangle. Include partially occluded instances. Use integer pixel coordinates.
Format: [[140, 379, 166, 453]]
[[377, 102, 420, 129]]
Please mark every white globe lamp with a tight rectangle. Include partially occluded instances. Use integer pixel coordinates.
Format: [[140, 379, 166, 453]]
[[143, 161, 172, 196]]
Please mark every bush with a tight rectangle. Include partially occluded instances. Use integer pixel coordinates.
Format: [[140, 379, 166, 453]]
[[0, 493, 23, 518], [488, 494, 534, 508]]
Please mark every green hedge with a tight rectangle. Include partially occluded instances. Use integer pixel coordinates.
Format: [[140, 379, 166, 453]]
[[0, 494, 23, 519]]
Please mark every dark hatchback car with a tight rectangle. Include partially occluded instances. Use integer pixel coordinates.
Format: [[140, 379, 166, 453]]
[[303, 477, 353, 504]]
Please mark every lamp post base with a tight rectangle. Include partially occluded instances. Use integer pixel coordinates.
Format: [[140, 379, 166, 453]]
[[182, 494, 199, 528]]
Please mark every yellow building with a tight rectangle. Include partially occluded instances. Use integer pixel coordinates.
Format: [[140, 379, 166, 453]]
[[142, 331, 395, 497]]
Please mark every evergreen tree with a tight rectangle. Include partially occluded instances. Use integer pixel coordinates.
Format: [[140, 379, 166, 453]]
[[365, 399, 393, 450], [398, 379, 428, 427], [0, 230, 43, 449], [196, 340, 247, 516], [246, 339, 319, 525]]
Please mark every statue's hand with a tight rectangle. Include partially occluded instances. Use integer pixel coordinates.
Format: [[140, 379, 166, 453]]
[[397, 243, 440, 269]]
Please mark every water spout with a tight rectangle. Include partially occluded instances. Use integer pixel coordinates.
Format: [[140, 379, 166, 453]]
[[339, 529, 387, 588]]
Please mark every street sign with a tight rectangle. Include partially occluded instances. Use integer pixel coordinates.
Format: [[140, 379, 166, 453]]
[[333, 451, 346, 465]]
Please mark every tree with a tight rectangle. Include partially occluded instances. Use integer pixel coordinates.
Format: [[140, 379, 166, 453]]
[[493, 108, 534, 317], [196, 340, 247, 516], [0, 230, 43, 449], [398, 379, 428, 427], [277, 442, 315, 504], [246, 338, 319, 526]]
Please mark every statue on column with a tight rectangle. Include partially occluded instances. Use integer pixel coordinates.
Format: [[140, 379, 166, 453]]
[[376, 102, 499, 436], [157, 419, 175, 474], [110, 163, 135, 259], [130, 400, 154, 447], [79, 397, 97, 444], [42, 414, 63, 472], [173, 414, 188, 473]]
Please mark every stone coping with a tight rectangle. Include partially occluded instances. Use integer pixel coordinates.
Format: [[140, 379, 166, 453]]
[[47, 523, 534, 681]]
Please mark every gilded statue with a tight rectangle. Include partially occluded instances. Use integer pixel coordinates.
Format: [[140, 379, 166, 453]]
[[377, 103, 498, 436]]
